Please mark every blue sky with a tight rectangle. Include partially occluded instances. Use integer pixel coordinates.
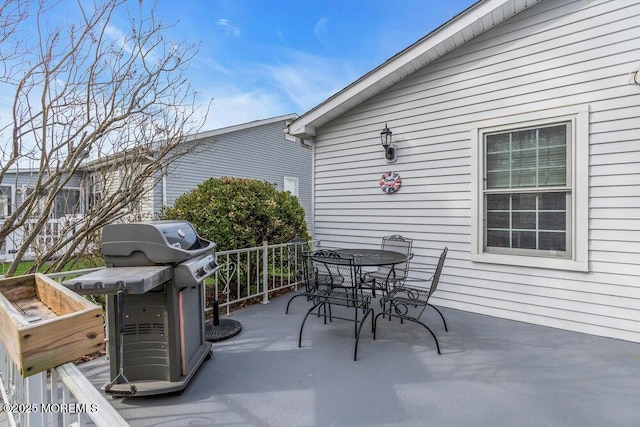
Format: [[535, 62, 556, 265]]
[[145, 0, 478, 130], [2, 0, 477, 133]]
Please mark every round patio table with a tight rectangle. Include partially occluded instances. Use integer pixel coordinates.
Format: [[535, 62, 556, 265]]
[[331, 249, 410, 297], [310, 249, 408, 290], [333, 248, 408, 267]]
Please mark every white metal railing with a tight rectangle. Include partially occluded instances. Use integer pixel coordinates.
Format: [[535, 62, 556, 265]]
[[0, 239, 319, 426], [46, 239, 320, 317], [1, 217, 85, 262], [207, 239, 319, 316], [0, 340, 128, 427]]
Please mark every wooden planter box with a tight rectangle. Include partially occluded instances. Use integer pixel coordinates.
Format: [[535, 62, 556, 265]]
[[0, 273, 104, 377]]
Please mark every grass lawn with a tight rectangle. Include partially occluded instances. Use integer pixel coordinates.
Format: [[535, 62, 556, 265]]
[[0, 256, 105, 277]]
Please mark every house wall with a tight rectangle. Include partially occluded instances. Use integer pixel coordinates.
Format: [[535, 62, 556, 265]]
[[160, 118, 313, 229], [1, 170, 85, 259], [2, 170, 38, 193], [2, 171, 83, 194], [1, 170, 84, 211], [311, 0, 640, 342], [94, 165, 156, 221]]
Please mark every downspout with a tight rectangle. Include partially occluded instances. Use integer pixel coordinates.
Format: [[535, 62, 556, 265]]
[[310, 139, 315, 239], [162, 169, 167, 209], [285, 122, 315, 238]]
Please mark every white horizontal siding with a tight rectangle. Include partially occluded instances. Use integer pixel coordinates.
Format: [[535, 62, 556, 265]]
[[311, 0, 640, 342]]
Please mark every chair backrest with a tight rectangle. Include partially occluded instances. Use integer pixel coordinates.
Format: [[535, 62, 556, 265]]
[[287, 238, 319, 293], [310, 249, 357, 288], [378, 235, 413, 279], [382, 235, 413, 254], [298, 251, 316, 291], [427, 247, 448, 299]]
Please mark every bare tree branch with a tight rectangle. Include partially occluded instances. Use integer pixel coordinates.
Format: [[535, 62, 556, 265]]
[[0, 0, 210, 275]]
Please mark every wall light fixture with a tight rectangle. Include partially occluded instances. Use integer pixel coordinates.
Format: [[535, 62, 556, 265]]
[[380, 123, 397, 163]]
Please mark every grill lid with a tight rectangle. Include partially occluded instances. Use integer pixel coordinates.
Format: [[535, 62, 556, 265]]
[[102, 221, 215, 266]]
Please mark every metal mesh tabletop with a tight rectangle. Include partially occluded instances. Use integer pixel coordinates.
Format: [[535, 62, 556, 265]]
[[331, 249, 408, 266]]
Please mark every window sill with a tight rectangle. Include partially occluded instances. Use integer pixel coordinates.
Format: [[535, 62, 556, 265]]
[[470, 252, 589, 272]]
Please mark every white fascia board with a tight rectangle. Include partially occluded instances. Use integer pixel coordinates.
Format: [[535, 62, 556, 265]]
[[287, 123, 317, 140], [186, 113, 299, 142]]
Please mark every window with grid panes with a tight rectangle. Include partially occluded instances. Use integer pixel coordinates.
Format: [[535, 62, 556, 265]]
[[26, 187, 82, 218], [484, 122, 570, 257]]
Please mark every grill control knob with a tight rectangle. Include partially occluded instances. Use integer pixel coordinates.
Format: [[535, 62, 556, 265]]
[[197, 267, 206, 277]]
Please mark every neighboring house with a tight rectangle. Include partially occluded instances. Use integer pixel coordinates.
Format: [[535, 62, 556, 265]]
[[153, 113, 312, 227], [1, 113, 312, 260], [288, 0, 640, 344], [0, 169, 84, 260]]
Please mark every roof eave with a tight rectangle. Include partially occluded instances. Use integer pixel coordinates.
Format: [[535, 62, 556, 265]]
[[187, 113, 299, 142]]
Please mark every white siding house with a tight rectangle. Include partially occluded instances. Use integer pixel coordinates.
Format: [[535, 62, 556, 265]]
[[288, 0, 640, 343]]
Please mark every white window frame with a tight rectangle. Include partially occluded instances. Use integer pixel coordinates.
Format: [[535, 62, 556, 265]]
[[284, 176, 299, 197], [26, 186, 83, 218], [53, 187, 83, 218], [0, 184, 13, 219], [86, 172, 102, 211], [471, 105, 589, 272]]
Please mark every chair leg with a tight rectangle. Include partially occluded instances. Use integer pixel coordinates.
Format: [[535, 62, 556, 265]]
[[373, 311, 384, 339], [299, 301, 324, 348], [325, 302, 333, 323], [286, 293, 306, 314], [373, 312, 441, 355], [370, 307, 375, 334], [378, 297, 392, 320], [354, 308, 373, 361], [413, 318, 441, 355], [428, 304, 448, 331], [352, 302, 360, 338]]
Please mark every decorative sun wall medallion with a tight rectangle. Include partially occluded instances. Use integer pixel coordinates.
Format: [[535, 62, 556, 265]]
[[380, 171, 401, 194]]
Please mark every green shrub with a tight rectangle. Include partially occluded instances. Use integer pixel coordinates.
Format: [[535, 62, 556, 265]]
[[161, 177, 310, 251]]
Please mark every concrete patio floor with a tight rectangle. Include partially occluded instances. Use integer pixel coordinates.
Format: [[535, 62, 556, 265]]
[[80, 294, 640, 427]]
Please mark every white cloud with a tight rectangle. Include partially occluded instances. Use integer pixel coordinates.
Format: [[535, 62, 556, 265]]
[[104, 24, 132, 53], [261, 50, 358, 112], [196, 87, 291, 130], [216, 19, 241, 37], [192, 55, 234, 77], [185, 45, 359, 130], [314, 17, 329, 44], [104, 23, 164, 64]]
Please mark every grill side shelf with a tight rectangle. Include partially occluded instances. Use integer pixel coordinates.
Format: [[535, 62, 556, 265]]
[[62, 266, 172, 295]]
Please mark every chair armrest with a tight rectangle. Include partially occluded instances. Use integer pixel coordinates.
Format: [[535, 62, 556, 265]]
[[399, 269, 435, 285]]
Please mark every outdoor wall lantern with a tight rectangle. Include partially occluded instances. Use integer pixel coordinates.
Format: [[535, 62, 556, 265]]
[[380, 123, 397, 163]]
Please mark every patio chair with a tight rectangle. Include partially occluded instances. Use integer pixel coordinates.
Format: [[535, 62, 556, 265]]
[[285, 240, 334, 314], [361, 235, 413, 296], [373, 247, 448, 354], [298, 250, 373, 361]]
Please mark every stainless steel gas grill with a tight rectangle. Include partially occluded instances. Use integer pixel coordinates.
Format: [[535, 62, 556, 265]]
[[63, 221, 218, 396]]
